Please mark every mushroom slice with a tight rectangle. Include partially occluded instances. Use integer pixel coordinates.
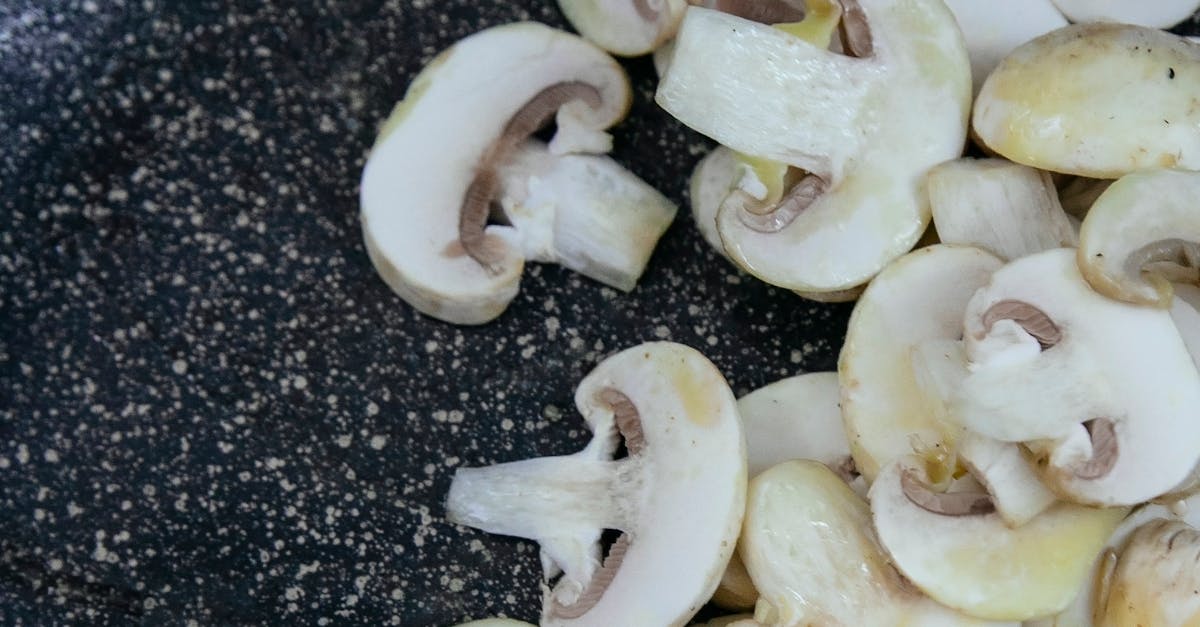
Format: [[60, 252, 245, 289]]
[[695, 615, 757, 627], [689, 146, 741, 256], [495, 140, 676, 292], [743, 460, 1015, 626], [927, 158, 1077, 262], [1097, 519, 1200, 627], [871, 457, 1127, 621], [454, 621, 536, 627], [445, 342, 746, 627], [656, 1, 971, 293], [558, 0, 688, 56], [955, 248, 1200, 506], [710, 553, 757, 612], [1051, 0, 1200, 29], [973, 24, 1200, 178], [941, 0, 1068, 95], [1077, 169, 1200, 308], [840, 244, 1002, 482], [360, 23, 630, 325]]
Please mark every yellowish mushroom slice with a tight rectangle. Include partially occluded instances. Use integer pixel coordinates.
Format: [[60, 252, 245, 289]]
[[1097, 519, 1200, 627], [445, 342, 746, 627], [360, 23, 631, 325], [1051, 0, 1200, 28], [558, 0, 688, 56], [495, 140, 677, 292], [743, 460, 1016, 626], [840, 244, 1002, 482], [1077, 169, 1200, 308], [954, 248, 1200, 507], [973, 24, 1200, 178], [871, 457, 1127, 622], [941, 0, 1068, 95], [657, 0, 971, 294], [927, 158, 1077, 262]]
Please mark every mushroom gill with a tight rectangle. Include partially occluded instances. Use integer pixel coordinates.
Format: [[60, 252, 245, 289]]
[[693, 0, 806, 24], [736, 172, 828, 233], [900, 468, 995, 516], [838, 0, 874, 57], [459, 82, 603, 270], [1125, 237, 1200, 284], [1074, 418, 1119, 480], [981, 299, 1063, 349], [632, 0, 661, 21]]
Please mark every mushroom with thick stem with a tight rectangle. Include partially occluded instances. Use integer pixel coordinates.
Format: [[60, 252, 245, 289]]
[[870, 457, 1127, 621], [444, 342, 746, 626], [1051, 0, 1200, 28], [360, 23, 633, 325], [973, 24, 1200, 178], [656, 0, 971, 295], [557, 0, 689, 57], [1077, 169, 1200, 309], [953, 248, 1200, 507], [1097, 518, 1200, 627]]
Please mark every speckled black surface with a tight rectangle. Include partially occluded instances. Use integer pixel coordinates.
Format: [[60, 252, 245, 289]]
[[2, 2, 1197, 626]]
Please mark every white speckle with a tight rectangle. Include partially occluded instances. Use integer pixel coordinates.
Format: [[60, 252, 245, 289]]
[[265, 457, 285, 470], [172, 359, 188, 375], [369, 435, 387, 450], [654, 325, 671, 339], [43, 449, 59, 463], [335, 435, 352, 448], [790, 350, 803, 364], [82, 0, 98, 13], [293, 375, 307, 390], [424, 340, 438, 353], [16, 445, 29, 464], [285, 586, 302, 601], [500, 418, 514, 431], [0, 457, 9, 469], [67, 502, 83, 517], [48, 559, 63, 571], [297, 561, 320, 579], [218, 441, 234, 454], [366, 401, 379, 416]]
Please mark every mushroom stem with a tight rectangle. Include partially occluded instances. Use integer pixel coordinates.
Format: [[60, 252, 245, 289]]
[[899, 468, 996, 516]]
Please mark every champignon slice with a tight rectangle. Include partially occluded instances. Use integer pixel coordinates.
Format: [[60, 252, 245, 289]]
[[927, 158, 1077, 262], [742, 460, 1015, 626], [691, 0, 805, 25], [445, 342, 745, 627], [656, 0, 971, 293], [954, 248, 1200, 507], [973, 24, 1200, 178], [871, 457, 1127, 621], [558, 0, 688, 56], [840, 244, 1002, 482], [360, 23, 630, 325], [494, 140, 677, 292], [1051, 0, 1200, 28], [453, 621, 536, 627], [688, 146, 741, 256], [941, 0, 1067, 95], [1097, 519, 1200, 627], [1077, 169, 1200, 308]]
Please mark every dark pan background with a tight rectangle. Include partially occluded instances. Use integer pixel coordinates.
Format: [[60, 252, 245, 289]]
[[1, 2, 1197, 625]]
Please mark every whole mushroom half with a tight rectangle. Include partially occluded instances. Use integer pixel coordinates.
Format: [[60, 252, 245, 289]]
[[656, 0, 971, 294], [1077, 168, 1200, 308], [953, 248, 1200, 506], [1096, 518, 1200, 627], [445, 342, 746, 626], [973, 23, 1200, 178], [361, 23, 638, 325], [557, 0, 688, 56]]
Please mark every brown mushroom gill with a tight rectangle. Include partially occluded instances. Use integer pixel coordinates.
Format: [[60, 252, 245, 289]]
[[633, 0, 661, 21], [981, 300, 1063, 349], [900, 468, 996, 516], [695, 0, 806, 25], [837, 0, 873, 58], [457, 81, 603, 271], [1074, 418, 1119, 480], [547, 387, 645, 620], [736, 172, 828, 233]]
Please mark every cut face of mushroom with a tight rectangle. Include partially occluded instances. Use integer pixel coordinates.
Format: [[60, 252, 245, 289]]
[[927, 158, 1078, 262], [871, 457, 1127, 621], [1077, 169, 1200, 309], [494, 140, 677, 292], [1097, 519, 1200, 627], [742, 460, 1016, 626], [954, 248, 1200, 507], [689, 146, 741, 256], [360, 23, 631, 325], [558, 0, 688, 56], [840, 244, 1002, 482], [941, 0, 1068, 95], [973, 24, 1200, 178], [1051, 0, 1200, 28], [656, 0, 971, 293], [444, 342, 745, 626]]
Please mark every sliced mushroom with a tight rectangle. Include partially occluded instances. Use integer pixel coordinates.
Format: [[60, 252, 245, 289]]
[[710, 552, 758, 612], [361, 23, 631, 324], [743, 460, 1016, 626], [954, 248, 1200, 506], [656, 0, 971, 294], [453, 621, 536, 627], [558, 0, 688, 56], [927, 158, 1077, 262], [871, 457, 1127, 621], [445, 342, 745, 626], [973, 24, 1200, 178], [494, 140, 676, 292], [1077, 169, 1200, 308], [941, 0, 1068, 94], [1097, 518, 1200, 627], [1051, 0, 1200, 28], [695, 614, 757, 627], [840, 244, 1002, 482], [688, 146, 741, 256]]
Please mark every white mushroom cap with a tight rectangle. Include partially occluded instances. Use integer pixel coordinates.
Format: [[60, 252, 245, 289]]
[[840, 244, 1003, 482], [360, 23, 630, 325], [657, 1, 971, 293], [1077, 169, 1200, 308], [1051, 0, 1200, 28], [954, 248, 1200, 506], [941, 0, 1068, 94], [558, 0, 688, 56], [445, 342, 745, 627]]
